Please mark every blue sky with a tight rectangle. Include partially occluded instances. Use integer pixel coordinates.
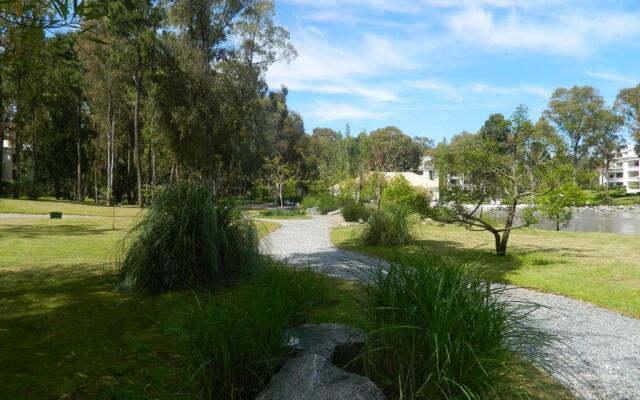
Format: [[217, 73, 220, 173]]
[[265, 0, 640, 142]]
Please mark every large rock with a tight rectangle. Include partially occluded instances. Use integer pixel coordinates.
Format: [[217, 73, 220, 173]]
[[256, 355, 385, 400], [306, 207, 320, 215], [286, 323, 366, 368]]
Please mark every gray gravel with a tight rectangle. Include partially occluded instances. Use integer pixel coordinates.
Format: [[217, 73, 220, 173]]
[[262, 215, 640, 400]]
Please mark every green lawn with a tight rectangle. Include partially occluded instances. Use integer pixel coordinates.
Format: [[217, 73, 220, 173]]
[[0, 213, 282, 399], [0, 198, 142, 217], [0, 202, 569, 399], [332, 223, 640, 318], [581, 190, 640, 206]]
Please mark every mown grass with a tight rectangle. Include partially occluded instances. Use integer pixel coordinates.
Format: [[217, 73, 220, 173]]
[[0, 198, 142, 217], [332, 223, 640, 318], [0, 201, 571, 400], [0, 214, 280, 399]]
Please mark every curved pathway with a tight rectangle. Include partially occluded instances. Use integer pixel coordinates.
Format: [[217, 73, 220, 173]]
[[263, 216, 640, 400]]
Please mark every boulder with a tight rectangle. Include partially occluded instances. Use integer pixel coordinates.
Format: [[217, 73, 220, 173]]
[[256, 355, 385, 400], [286, 323, 366, 368], [306, 207, 320, 215]]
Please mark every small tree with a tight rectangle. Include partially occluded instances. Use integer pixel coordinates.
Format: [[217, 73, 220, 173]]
[[537, 183, 585, 231], [264, 155, 294, 208], [382, 175, 429, 214], [429, 106, 572, 256]]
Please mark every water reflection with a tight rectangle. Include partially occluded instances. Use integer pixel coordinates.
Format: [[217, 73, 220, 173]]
[[487, 209, 640, 235]]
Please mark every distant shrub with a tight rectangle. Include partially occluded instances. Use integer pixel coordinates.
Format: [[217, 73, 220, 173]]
[[258, 209, 306, 217], [381, 176, 430, 214], [185, 259, 331, 399], [341, 200, 370, 222], [362, 253, 551, 399], [362, 203, 415, 245], [118, 183, 260, 293], [610, 186, 628, 198], [317, 193, 338, 215], [301, 195, 319, 209]]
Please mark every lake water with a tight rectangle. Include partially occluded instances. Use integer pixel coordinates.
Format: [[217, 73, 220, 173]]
[[487, 209, 640, 235]]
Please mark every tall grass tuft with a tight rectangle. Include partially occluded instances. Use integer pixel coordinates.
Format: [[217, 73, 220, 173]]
[[361, 253, 550, 399], [117, 183, 260, 293], [184, 259, 331, 399], [341, 200, 371, 222], [362, 202, 416, 245]]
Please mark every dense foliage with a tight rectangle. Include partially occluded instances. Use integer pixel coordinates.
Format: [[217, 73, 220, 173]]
[[118, 184, 260, 293], [185, 260, 331, 399], [362, 254, 550, 399], [362, 203, 415, 246], [341, 200, 370, 222]]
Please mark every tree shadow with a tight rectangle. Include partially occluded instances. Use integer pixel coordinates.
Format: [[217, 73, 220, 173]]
[[0, 223, 116, 239], [0, 263, 196, 399]]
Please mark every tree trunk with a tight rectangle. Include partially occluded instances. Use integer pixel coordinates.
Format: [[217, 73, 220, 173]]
[[0, 118, 4, 197], [0, 72, 4, 197], [603, 158, 610, 202], [76, 93, 83, 202], [133, 54, 143, 208], [496, 199, 518, 256], [76, 138, 82, 201], [94, 163, 98, 204], [493, 231, 505, 256], [279, 182, 284, 208]]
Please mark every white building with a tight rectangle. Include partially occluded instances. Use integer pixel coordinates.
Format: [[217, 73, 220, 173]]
[[600, 144, 640, 194], [1, 139, 16, 182]]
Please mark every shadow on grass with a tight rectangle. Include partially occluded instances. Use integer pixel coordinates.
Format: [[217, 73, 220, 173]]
[[0, 263, 196, 399], [335, 231, 527, 282], [0, 223, 117, 239]]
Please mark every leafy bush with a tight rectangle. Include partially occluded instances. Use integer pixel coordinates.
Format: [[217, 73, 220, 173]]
[[381, 175, 430, 214], [258, 208, 306, 217], [301, 195, 319, 209], [362, 203, 415, 245], [317, 193, 338, 214], [185, 259, 331, 399], [117, 183, 260, 293], [362, 254, 550, 400], [341, 200, 370, 222]]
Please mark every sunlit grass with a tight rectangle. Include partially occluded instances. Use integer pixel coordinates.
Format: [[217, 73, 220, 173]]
[[0, 214, 280, 399], [0, 198, 142, 217], [332, 222, 640, 317]]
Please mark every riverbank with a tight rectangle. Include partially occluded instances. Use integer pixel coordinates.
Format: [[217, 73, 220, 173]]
[[332, 222, 640, 318]]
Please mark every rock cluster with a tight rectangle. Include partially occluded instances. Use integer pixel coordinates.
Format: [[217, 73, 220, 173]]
[[256, 323, 385, 400]]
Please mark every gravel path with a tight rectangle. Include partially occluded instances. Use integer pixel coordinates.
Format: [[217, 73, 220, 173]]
[[262, 216, 640, 400]]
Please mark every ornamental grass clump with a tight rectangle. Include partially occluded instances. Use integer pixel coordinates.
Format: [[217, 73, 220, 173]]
[[117, 183, 260, 293], [362, 202, 415, 245], [185, 259, 332, 399], [361, 253, 551, 400], [341, 200, 370, 222]]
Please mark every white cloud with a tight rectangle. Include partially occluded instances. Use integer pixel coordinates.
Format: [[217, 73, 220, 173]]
[[305, 102, 389, 121], [470, 83, 550, 98], [266, 27, 415, 102], [446, 7, 640, 55], [585, 70, 638, 86], [411, 79, 464, 102]]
